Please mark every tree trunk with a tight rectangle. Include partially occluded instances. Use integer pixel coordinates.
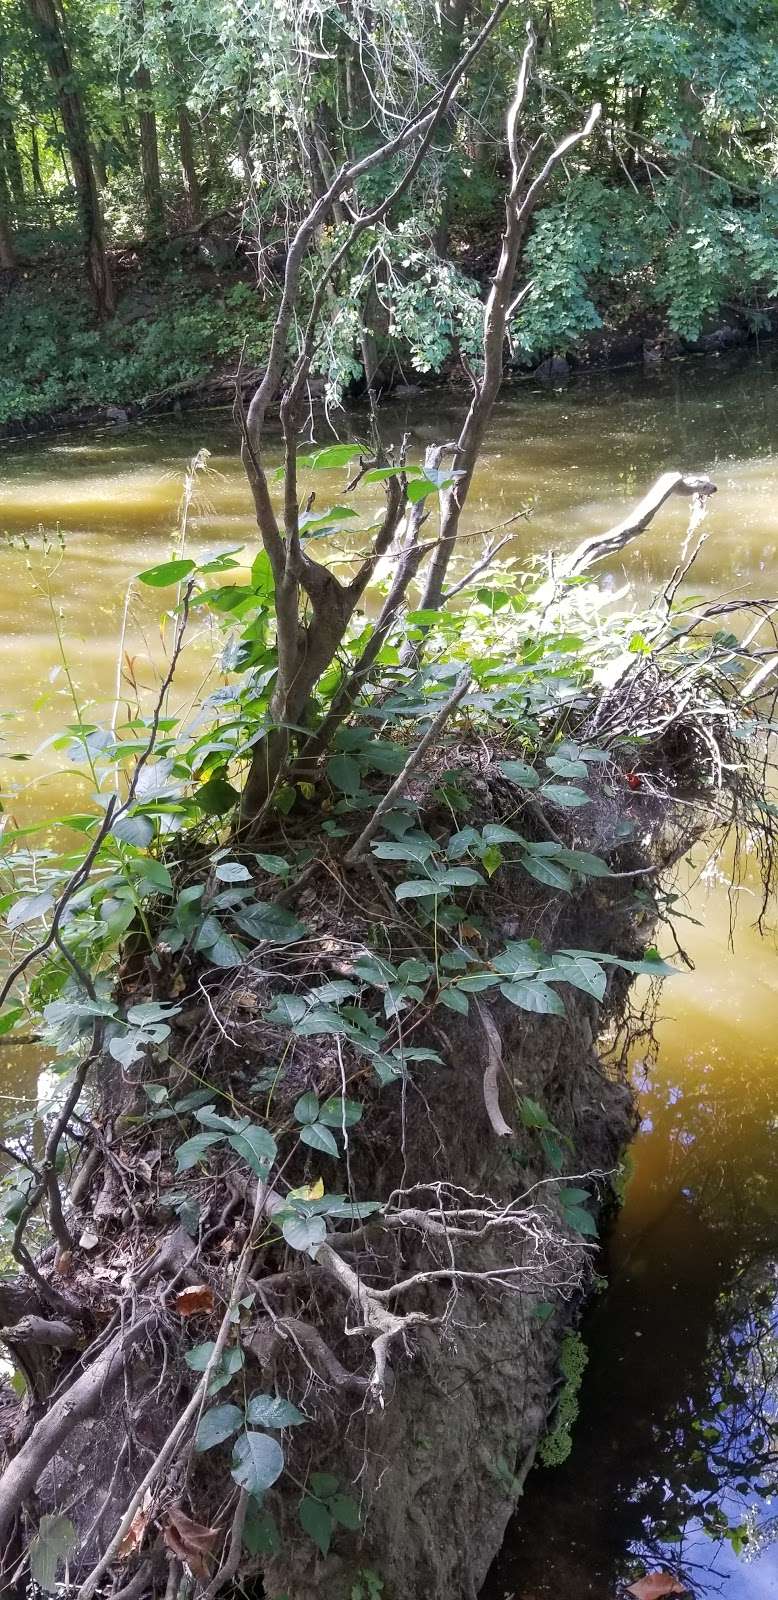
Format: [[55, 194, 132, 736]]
[[134, 60, 164, 235], [29, 126, 46, 197], [26, 0, 115, 317], [0, 159, 16, 269], [2, 128, 25, 209], [177, 104, 201, 224]]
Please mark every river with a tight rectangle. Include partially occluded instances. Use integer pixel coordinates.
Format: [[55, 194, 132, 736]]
[[1, 350, 778, 1598]]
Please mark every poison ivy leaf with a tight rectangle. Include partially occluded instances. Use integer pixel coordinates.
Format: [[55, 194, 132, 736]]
[[193, 916, 244, 968], [438, 866, 484, 888], [545, 755, 589, 778], [318, 1096, 363, 1127], [138, 558, 196, 587], [29, 1514, 77, 1593], [233, 901, 307, 944], [330, 1494, 361, 1530], [175, 1132, 224, 1171], [282, 1213, 327, 1252], [231, 1431, 285, 1495], [439, 986, 469, 1014], [294, 1092, 320, 1125], [395, 879, 440, 900], [521, 855, 573, 892], [196, 1105, 244, 1132], [7, 890, 55, 928], [194, 1403, 243, 1452], [539, 783, 591, 809], [563, 1205, 598, 1238], [242, 1504, 281, 1557], [498, 759, 540, 788], [245, 1394, 307, 1428], [194, 776, 241, 816], [500, 980, 566, 1015], [299, 1496, 333, 1556], [553, 849, 613, 878], [227, 1125, 277, 1175], [300, 1122, 339, 1158], [214, 861, 252, 883], [327, 753, 362, 794], [547, 955, 606, 1001], [482, 823, 524, 845], [455, 973, 501, 992], [372, 839, 435, 864], [491, 941, 543, 978], [254, 852, 290, 876], [301, 443, 360, 469]]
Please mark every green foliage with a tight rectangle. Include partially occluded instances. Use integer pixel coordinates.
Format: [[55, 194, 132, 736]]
[[538, 1331, 589, 1467]]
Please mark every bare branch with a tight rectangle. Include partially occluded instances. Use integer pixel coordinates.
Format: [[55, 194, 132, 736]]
[[344, 668, 471, 865]]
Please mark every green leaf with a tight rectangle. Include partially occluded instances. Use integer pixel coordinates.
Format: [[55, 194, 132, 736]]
[[245, 1394, 307, 1428], [455, 973, 501, 992], [553, 849, 613, 879], [29, 1515, 77, 1593], [175, 1131, 224, 1171], [547, 955, 606, 1001], [254, 852, 290, 877], [214, 860, 252, 883], [195, 1403, 243, 1452], [110, 811, 155, 847], [185, 1340, 218, 1371], [231, 1431, 285, 1495], [299, 1496, 333, 1556], [438, 866, 484, 888], [143, 1082, 169, 1106], [138, 558, 196, 587], [282, 1213, 327, 1252], [233, 901, 306, 944], [243, 1504, 281, 1556], [562, 1205, 598, 1238], [521, 854, 573, 892], [302, 443, 360, 469], [395, 879, 441, 900], [227, 1125, 277, 1175], [327, 753, 362, 794], [539, 783, 591, 809], [7, 890, 55, 928], [0, 1006, 23, 1035], [330, 1494, 361, 1530], [500, 980, 566, 1015], [498, 759, 540, 789], [545, 755, 588, 778], [294, 1092, 320, 1125], [300, 1122, 339, 1158], [482, 823, 523, 845], [439, 986, 470, 1014], [310, 1472, 339, 1497], [372, 838, 435, 864], [318, 1096, 363, 1128], [194, 776, 241, 816]]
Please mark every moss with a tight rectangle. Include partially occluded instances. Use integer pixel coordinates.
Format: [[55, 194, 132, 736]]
[[538, 1331, 589, 1467]]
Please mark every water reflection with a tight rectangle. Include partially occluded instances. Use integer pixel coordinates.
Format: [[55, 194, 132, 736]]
[[485, 893, 778, 1599]]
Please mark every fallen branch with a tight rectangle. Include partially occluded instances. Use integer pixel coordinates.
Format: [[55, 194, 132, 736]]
[[563, 471, 717, 578]]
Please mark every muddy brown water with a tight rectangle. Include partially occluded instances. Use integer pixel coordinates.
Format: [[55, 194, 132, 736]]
[[2, 351, 778, 1597]]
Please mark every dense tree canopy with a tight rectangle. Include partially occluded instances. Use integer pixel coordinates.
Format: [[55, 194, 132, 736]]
[[1, 0, 778, 422]]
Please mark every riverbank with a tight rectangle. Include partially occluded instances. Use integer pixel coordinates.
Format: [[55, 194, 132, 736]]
[[2, 236, 776, 443]]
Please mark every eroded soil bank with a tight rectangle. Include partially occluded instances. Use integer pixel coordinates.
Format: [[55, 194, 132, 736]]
[[0, 761, 664, 1600]]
